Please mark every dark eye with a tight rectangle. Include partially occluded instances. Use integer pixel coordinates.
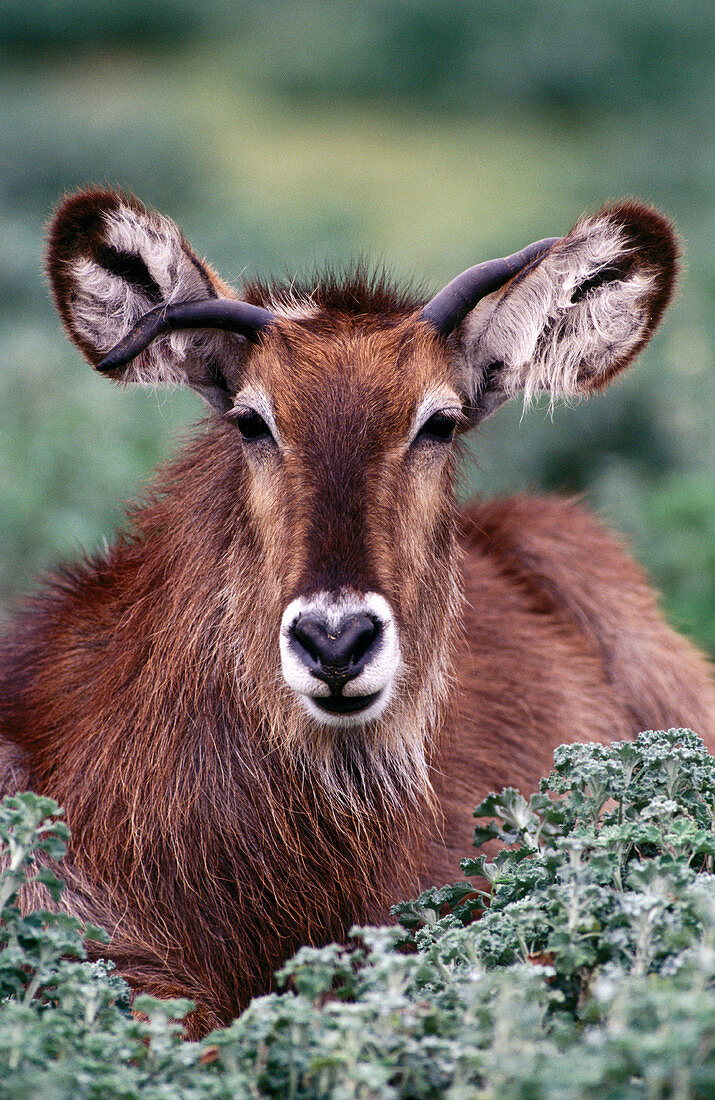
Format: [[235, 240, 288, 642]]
[[414, 412, 459, 445], [233, 410, 273, 443]]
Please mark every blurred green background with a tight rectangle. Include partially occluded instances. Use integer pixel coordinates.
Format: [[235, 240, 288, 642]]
[[0, 0, 713, 650]]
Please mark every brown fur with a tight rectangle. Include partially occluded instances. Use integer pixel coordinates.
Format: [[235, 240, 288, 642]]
[[0, 191, 712, 1038]]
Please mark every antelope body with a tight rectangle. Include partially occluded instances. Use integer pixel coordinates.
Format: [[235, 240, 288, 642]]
[[1, 190, 712, 1036]]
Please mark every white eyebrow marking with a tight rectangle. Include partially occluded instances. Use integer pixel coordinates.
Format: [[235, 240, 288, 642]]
[[232, 387, 283, 447], [407, 386, 463, 444]]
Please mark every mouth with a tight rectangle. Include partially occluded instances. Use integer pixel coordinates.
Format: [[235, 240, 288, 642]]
[[310, 691, 382, 716]]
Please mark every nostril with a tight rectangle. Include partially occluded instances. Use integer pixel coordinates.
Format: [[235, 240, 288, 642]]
[[350, 616, 380, 663], [289, 612, 381, 685], [290, 617, 324, 670]]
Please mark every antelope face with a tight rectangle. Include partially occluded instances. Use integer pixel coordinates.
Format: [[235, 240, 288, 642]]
[[233, 316, 463, 729]]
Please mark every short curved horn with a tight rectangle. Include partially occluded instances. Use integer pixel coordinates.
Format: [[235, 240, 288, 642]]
[[422, 237, 561, 337], [97, 299, 277, 372]]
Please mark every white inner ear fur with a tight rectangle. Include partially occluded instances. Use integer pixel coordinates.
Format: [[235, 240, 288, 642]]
[[104, 205, 214, 303], [460, 216, 657, 407], [68, 204, 237, 390]]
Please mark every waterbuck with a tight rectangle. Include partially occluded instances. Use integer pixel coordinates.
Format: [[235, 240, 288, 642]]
[[1, 188, 712, 1036]]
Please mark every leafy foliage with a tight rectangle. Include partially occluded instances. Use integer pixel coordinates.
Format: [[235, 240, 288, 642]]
[[0, 729, 713, 1096]]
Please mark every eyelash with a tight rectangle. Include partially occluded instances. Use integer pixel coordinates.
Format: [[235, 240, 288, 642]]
[[413, 411, 461, 445], [229, 407, 462, 448], [231, 409, 274, 443]]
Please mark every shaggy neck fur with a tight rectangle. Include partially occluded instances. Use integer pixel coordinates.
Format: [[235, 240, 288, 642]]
[[0, 421, 460, 1028]]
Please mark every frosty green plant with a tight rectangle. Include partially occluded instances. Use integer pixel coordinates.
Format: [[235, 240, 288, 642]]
[[0, 731, 713, 1098]]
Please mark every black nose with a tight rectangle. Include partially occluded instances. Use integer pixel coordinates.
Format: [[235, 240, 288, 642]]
[[289, 612, 381, 691]]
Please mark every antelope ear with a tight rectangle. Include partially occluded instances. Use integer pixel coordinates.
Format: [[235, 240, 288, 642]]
[[46, 188, 244, 412], [458, 202, 679, 422]]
